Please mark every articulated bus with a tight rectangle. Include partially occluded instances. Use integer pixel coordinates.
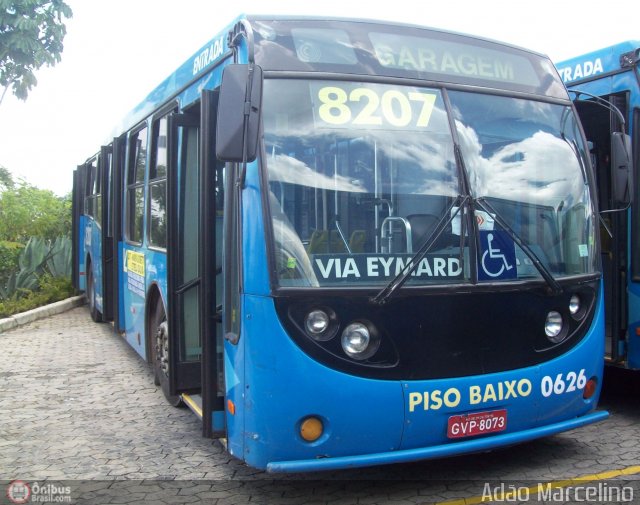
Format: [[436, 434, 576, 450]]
[[556, 42, 638, 369], [72, 15, 612, 472]]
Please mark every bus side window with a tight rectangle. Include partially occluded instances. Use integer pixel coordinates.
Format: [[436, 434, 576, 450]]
[[94, 157, 102, 224], [84, 156, 101, 223], [149, 116, 169, 249], [126, 126, 148, 244]]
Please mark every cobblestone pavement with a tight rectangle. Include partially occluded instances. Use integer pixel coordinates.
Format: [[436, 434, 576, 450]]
[[1, 306, 640, 504]]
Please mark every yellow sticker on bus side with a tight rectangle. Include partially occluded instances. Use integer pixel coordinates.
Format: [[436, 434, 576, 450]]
[[125, 250, 145, 277]]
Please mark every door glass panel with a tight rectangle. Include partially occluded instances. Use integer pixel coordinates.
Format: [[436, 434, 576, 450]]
[[215, 164, 225, 395], [150, 182, 167, 248], [181, 127, 200, 282], [181, 288, 201, 361], [178, 125, 201, 362]]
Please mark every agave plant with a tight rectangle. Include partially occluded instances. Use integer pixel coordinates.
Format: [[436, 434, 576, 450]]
[[46, 236, 72, 279], [0, 236, 71, 300]]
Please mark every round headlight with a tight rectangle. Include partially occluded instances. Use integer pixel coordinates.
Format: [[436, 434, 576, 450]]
[[569, 294, 581, 316], [341, 321, 379, 360], [305, 309, 332, 340], [545, 311, 564, 342]]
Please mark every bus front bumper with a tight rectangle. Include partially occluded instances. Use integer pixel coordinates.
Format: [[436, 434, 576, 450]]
[[266, 409, 608, 473]]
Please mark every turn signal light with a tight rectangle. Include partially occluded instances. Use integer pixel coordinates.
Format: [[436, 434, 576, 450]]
[[583, 378, 598, 399], [300, 416, 323, 442]]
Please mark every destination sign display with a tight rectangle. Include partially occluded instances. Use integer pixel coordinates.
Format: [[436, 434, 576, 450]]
[[251, 18, 566, 98], [369, 33, 539, 85], [311, 253, 463, 282]]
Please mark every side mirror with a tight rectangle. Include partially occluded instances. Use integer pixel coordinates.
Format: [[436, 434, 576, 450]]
[[611, 131, 633, 206], [216, 64, 263, 163]]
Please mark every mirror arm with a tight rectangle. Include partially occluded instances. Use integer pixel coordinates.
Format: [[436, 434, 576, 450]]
[[237, 64, 258, 189], [227, 20, 255, 64]]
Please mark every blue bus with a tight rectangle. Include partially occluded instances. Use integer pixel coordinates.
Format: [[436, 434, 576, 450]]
[[72, 15, 612, 472], [556, 42, 638, 369]]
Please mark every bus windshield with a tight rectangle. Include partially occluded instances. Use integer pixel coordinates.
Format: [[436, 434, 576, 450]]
[[263, 79, 596, 288]]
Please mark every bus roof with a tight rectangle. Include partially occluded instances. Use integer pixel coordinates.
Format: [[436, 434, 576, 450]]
[[114, 14, 567, 138], [555, 40, 640, 86]]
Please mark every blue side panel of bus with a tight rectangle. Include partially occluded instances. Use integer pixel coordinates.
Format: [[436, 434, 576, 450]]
[[92, 221, 103, 314], [120, 243, 147, 359], [78, 215, 87, 291], [627, 294, 640, 369], [82, 216, 103, 313], [242, 161, 271, 297], [117, 243, 125, 332], [120, 243, 168, 360], [555, 41, 640, 86]]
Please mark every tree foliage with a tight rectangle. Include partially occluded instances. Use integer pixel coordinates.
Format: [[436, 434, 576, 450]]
[[0, 174, 71, 242], [0, 166, 73, 312], [0, 165, 14, 189], [0, 0, 73, 103]]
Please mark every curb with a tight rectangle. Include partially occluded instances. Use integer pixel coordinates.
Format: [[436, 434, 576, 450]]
[[0, 295, 86, 333]]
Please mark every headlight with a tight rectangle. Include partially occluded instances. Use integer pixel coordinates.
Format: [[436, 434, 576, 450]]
[[341, 321, 380, 360], [545, 311, 564, 343], [305, 310, 329, 335], [569, 294, 582, 317], [304, 308, 336, 341]]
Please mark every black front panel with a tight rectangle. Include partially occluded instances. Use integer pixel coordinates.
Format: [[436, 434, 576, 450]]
[[275, 281, 598, 380]]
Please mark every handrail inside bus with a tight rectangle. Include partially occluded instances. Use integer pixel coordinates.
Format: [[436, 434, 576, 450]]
[[568, 89, 626, 129]]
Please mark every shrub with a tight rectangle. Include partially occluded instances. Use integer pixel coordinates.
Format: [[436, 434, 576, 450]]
[[0, 241, 22, 286], [0, 274, 74, 318], [0, 236, 71, 300]]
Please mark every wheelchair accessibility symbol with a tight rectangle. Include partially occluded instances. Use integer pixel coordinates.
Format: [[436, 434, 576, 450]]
[[478, 230, 517, 281]]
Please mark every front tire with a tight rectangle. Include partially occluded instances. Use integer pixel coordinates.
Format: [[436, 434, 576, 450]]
[[149, 302, 183, 407]]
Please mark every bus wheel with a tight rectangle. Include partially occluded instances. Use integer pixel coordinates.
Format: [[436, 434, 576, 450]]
[[150, 302, 183, 407], [86, 264, 102, 322]]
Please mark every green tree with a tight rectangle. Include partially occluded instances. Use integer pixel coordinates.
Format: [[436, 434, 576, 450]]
[[0, 165, 14, 190], [0, 177, 71, 242], [0, 0, 73, 105]]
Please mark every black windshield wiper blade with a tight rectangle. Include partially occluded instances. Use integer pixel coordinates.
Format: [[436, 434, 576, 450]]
[[370, 195, 468, 306], [475, 197, 562, 294]]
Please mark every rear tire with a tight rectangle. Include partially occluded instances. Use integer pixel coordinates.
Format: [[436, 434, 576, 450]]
[[86, 264, 102, 322], [149, 301, 183, 407]]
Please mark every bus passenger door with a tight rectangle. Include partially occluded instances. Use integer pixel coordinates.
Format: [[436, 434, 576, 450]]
[[200, 90, 226, 438], [574, 94, 629, 362], [100, 145, 115, 322], [72, 164, 88, 292], [167, 112, 202, 396]]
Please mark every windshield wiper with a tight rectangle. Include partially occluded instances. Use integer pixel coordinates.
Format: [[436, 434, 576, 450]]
[[475, 197, 562, 295], [371, 195, 468, 306]]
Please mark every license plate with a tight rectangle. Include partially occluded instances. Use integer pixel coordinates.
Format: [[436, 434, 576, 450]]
[[447, 409, 507, 439]]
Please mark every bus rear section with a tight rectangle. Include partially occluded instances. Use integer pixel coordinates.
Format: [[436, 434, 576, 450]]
[[556, 41, 639, 369], [73, 153, 114, 323]]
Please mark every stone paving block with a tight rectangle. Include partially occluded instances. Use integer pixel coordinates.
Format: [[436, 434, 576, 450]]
[[2, 306, 640, 505]]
